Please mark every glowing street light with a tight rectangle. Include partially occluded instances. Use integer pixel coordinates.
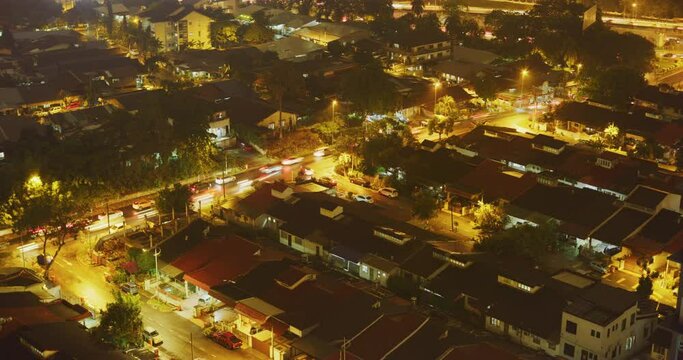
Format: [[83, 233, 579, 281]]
[[433, 81, 441, 112], [332, 99, 337, 122], [520, 69, 529, 100], [632, 2, 637, 19]]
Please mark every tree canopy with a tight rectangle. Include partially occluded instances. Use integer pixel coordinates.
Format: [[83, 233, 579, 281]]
[[341, 58, 398, 114], [95, 292, 144, 350]]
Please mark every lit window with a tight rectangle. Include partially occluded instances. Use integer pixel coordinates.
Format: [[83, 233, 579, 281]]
[[517, 283, 532, 292], [490, 317, 500, 326], [361, 265, 368, 272], [625, 335, 635, 350]]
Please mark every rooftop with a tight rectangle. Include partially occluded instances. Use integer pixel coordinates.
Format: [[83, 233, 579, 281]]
[[590, 207, 652, 246], [564, 283, 637, 326], [625, 185, 669, 210]]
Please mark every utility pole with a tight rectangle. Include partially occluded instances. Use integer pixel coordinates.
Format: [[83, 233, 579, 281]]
[[105, 202, 111, 234]]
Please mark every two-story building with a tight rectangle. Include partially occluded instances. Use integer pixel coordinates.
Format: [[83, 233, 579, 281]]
[[140, 4, 214, 51], [388, 30, 451, 69]]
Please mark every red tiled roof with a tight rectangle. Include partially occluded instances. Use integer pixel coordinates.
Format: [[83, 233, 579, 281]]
[[173, 235, 266, 291], [235, 302, 268, 324], [457, 159, 537, 202]]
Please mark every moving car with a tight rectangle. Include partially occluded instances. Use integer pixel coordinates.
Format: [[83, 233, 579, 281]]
[[353, 194, 374, 203], [98, 210, 124, 221], [110, 222, 125, 232], [281, 157, 304, 165], [259, 164, 283, 174], [143, 327, 163, 347], [190, 182, 210, 193], [132, 199, 155, 210], [378, 187, 399, 198], [211, 331, 242, 350], [313, 147, 327, 157], [315, 176, 337, 188], [589, 261, 611, 275], [215, 175, 236, 185]]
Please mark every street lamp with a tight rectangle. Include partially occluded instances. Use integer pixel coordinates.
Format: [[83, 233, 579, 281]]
[[520, 69, 529, 107], [28, 174, 42, 187], [632, 2, 637, 19], [332, 99, 337, 122], [433, 81, 441, 112]]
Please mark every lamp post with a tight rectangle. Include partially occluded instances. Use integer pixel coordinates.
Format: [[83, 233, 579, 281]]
[[332, 99, 337, 122], [433, 81, 441, 113], [520, 69, 529, 107], [632, 2, 637, 19]]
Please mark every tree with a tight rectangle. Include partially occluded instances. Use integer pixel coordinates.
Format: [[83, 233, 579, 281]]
[[104, 0, 114, 35], [1, 176, 87, 278], [585, 65, 646, 110], [127, 247, 155, 273], [473, 73, 499, 106], [157, 183, 191, 215], [472, 200, 507, 240], [602, 123, 621, 149], [427, 95, 461, 140], [265, 129, 322, 159], [636, 275, 653, 299], [263, 61, 306, 137], [95, 292, 144, 350], [241, 23, 274, 44], [475, 222, 560, 261], [210, 20, 240, 48], [412, 188, 439, 223], [340, 58, 398, 114], [411, 0, 425, 17]]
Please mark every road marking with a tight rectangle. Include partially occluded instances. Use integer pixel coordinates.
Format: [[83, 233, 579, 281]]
[[62, 259, 73, 266], [616, 278, 625, 284]]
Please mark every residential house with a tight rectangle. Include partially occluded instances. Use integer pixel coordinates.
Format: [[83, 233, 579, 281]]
[[560, 282, 657, 360], [43, 105, 116, 137], [423, 257, 657, 359], [650, 250, 683, 360], [165, 47, 262, 80], [434, 46, 499, 84], [265, 10, 317, 37], [255, 36, 325, 62], [94, 2, 131, 21], [140, 3, 214, 51], [388, 30, 451, 68], [634, 85, 683, 121], [291, 22, 371, 46]]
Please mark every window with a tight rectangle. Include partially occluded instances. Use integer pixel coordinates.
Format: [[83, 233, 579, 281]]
[[518, 283, 532, 292], [532, 336, 541, 345], [630, 313, 635, 325], [621, 318, 626, 331], [293, 237, 303, 245], [607, 328, 610, 337], [625, 335, 635, 350], [590, 329, 601, 338], [563, 343, 575, 357], [565, 320, 577, 334], [490, 317, 500, 326]]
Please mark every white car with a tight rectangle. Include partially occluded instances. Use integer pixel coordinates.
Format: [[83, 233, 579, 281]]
[[353, 194, 374, 203], [301, 167, 314, 176], [215, 175, 236, 185], [281, 157, 304, 165], [259, 165, 283, 174], [236, 179, 254, 188], [143, 327, 163, 347], [98, 210, 124, 221], [132, 199, 155, 210], [313, 148, 327, 157], [379, 187, 399, 198]]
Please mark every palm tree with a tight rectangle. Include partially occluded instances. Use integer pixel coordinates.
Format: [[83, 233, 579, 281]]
[[411, 0, 425, 17], [264, 61, 306, 138]]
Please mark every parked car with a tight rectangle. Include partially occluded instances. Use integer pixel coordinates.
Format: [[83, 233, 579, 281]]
[[589, 261, 610, 275], [378, 187, 399, 198], [239, 142, 253, 152], [315, 176, 337, 188], [211, 331, 242, 350], [132, 199, 155, 210], [110, 222, 125, 232], [259, 164, 283, 174], [281, 156, 304, 165], [215, 175, 236, 185], [350, 177, 371, 187], [143, 327, 163, 347], [301, 167, 314, 176], [353, 194, 374, 203], [120, 282, 138, 295]]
